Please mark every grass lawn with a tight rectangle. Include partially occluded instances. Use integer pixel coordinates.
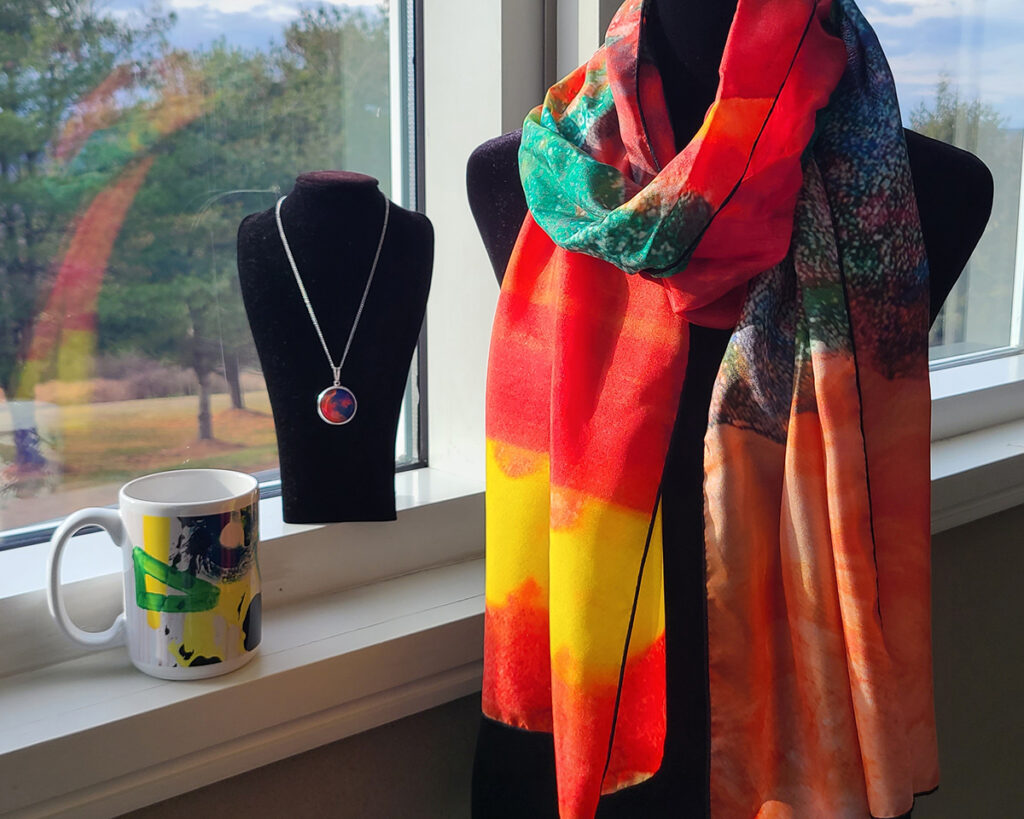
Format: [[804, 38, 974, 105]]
[[1, 390, 280, 531], [55, 390, 279, 487]]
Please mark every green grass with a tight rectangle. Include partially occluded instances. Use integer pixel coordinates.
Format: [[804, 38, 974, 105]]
[[55, 390, 279, 487]]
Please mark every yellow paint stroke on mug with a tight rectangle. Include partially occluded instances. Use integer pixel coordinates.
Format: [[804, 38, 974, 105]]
[[142, 515, 170, 630]]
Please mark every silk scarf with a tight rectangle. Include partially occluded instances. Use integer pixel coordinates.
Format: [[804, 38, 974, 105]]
[[484, 1, 937, 817]]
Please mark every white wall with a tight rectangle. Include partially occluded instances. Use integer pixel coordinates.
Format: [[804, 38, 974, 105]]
[[123, 695, 480, 819], [422, 0, 545, 480], [916, 504, 1024, 817], [129, 506, 1024, 817]]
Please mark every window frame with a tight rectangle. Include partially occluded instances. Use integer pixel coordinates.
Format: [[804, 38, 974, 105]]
[[1, 0, 1023, 595], [2, 5, 1024, 815], [929, 116, 1024, 437], [0, 0, 428, 553], [5, 0, 1021, 552], [0, 0, 1022, 596], [928, 131, 1024, 374]]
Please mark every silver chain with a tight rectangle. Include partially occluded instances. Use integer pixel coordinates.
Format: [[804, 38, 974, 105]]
[[275, 194, 390, 386]]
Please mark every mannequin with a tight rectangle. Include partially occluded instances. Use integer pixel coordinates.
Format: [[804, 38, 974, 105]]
[[238, 172, 432, 523], [469, 1, 993, 817]]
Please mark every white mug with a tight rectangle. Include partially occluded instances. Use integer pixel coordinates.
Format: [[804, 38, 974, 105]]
[[47, 468, 261, 680]]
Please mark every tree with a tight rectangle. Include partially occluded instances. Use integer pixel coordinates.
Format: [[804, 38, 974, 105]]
[[105, 5, 392, 438], [0, 1, 169, 472], [911, 74, 1020, 354], [1, 1, 394, 457], [910, 74, 1007, 147]]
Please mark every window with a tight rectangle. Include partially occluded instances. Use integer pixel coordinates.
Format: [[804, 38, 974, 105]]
[[1, 12, 1022, 814], [2, 1, 1019, 547], [865, 0, 1024, 365], [0, 0, 421, 545]]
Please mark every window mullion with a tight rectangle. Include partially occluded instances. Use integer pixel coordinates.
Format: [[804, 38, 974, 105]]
[[1010, 133, 1024, 349]]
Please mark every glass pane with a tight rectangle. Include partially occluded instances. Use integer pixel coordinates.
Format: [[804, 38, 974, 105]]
[[865, 0, 1024, 361], [0, 1, 412, 537]]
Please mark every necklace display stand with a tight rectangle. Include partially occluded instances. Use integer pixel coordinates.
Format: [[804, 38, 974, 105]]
[[238, 172, 432, 524], [468, 1, 993, 816]]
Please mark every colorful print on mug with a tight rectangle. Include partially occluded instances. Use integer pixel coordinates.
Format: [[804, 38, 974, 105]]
[[47, 468, 261, 680], [129, 506, 261, 670]]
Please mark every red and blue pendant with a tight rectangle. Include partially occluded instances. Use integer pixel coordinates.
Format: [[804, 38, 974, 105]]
[[317, 385, 357, 425]]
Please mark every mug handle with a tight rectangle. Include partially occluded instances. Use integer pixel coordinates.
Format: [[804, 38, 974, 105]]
[[47, 508, 128, 649]]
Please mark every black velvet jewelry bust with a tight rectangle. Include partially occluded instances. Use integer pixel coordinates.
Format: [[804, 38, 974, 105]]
[[467, 1, 993, 817], [238, 172, 432, 524]]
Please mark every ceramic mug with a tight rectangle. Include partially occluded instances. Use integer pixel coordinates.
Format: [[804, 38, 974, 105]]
[[47, 468, 261, 680]]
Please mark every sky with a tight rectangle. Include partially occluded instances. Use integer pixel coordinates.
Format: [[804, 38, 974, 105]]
[[100, 0, 1024, 128], [861, 0, 1024, 127], [105, 0, 381, 53]]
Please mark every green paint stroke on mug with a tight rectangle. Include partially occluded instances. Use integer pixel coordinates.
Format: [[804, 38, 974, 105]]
[[132, 547, 220, 613]]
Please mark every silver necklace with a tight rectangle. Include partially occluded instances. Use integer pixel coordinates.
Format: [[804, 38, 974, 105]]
[[275, 194, 390, 425]]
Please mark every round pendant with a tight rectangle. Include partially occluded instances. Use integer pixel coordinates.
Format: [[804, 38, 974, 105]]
[[317, 385, 358, 425]]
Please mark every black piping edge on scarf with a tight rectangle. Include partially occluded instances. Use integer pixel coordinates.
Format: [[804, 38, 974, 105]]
[[638, 0, 824, 277], [599, 480, 664, 789], [600, 0, 830, 802]]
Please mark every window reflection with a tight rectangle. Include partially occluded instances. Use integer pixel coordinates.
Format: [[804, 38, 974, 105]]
[[865, 0, 1024, 361], [0, 1, 395, 533]]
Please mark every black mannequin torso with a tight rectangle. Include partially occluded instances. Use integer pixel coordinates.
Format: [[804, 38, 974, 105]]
[[644, 0, 731, 142], [469, 2, 993, 817], [238, 172, 432, 523], [469, 0, 993, 315]]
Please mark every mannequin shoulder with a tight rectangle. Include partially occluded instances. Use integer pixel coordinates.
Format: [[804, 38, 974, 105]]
[[467, 129, 526, 225], [905, 129, 993, 222], [237, 207, 274, 241], [904, 129, 994, 322], [467, 130, 528, 283], [392, 203, 435, 244], [467, 129, 523, 192], [387, 204, 435, 279], [236, 207, 281, 270]]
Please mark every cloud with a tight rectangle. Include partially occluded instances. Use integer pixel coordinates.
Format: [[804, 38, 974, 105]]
[[864, 2, 1024, 127], [105, 0, 382, 53], [166, 0, 298, 23], [861, 0, 1023, 27], [168, 0, 370, 10]]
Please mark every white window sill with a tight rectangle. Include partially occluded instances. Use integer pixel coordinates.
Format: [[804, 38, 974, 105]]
[[931, 349, 1024, 440], [1, 405, 1023, 816], [0, 467, 486, 818], [0, 466, 485, 601], [0, 558, 485, 818], [931, 417, 1024, 533], [930, 350, 1024, 532]]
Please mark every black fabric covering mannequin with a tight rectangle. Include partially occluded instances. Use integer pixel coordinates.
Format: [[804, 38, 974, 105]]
[[468, 2, 993, 817], [238, 172, 432, 523]]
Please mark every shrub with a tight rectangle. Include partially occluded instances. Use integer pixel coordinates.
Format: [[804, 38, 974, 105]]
[[32, 356, 265, 405]]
